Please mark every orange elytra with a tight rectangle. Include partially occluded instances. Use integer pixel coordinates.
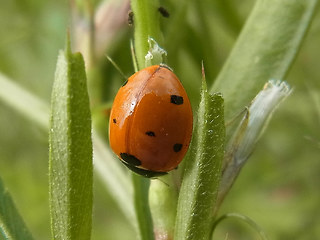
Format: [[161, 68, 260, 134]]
[[109, 65, 193, 177]]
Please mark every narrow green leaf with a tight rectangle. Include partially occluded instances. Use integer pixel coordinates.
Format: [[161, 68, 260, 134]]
[[0, 177, 34, 240], [49, 43, 93, 240], [92, 131, 136, 223], [131, 0, 161, 69], [211, 0, 318, 121], [211, 213, 269, 240], [174, 80, 225, 240], [0, 72, 49, 130], [0, 72, 134, 229]]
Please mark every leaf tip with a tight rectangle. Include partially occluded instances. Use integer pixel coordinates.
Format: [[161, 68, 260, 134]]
[[201, 61, 208, 92], [65, 29, 72, 56]]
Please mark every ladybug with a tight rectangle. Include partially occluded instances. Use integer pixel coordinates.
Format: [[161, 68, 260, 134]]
[[109, 65, 193, 177]]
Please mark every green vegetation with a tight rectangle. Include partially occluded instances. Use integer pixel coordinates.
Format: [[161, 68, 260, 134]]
[[0, 0, 319, 239]]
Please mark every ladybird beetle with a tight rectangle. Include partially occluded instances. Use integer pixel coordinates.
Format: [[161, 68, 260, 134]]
[[109, 65, 193, 177]]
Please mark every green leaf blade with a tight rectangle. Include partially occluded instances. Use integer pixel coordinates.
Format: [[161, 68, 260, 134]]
[[211, 0, 318, 121], [0, 73, 49, 130], [0, 177, 34, 240], [49, 45, 93, 240], [0, 71, 135, 233], [132, 175, 154, 240], [175, 81, 225, 240]]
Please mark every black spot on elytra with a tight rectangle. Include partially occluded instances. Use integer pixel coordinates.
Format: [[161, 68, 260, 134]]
[[120, 153, 141, 166], [158, 7, 170, 18], [171, 95, 183, 105], [122, 79, 128, 87], [145, 131, 156, 137], [173, 143, 183, 152], [112, 119, 117, 124]]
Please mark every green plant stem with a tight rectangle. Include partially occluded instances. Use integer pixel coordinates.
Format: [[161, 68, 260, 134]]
[[129, 1, 164, 239], [165, 0, 190, 60], [149, 175, 178, 239], [132, 175, 154, 240], [211, 0, 319, 121], [131, 0, 161, 69]]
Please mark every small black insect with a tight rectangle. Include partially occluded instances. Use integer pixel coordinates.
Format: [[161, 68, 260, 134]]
[[158, 7, 170, 18], [128, 10, 134, 26]]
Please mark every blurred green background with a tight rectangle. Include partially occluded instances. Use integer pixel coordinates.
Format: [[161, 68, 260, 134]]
[[0, 0, 319, 239]]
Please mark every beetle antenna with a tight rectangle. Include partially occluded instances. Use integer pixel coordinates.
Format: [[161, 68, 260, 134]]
[[105, 55, 127, 81]]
